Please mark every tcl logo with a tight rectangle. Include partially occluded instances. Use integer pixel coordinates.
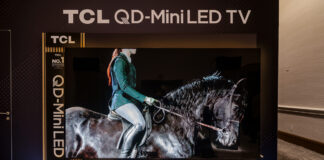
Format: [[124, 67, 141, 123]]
[[50, 35, 75, 44]]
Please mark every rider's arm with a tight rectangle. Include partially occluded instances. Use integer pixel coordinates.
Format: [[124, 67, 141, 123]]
[[113, 58, 146, 103]]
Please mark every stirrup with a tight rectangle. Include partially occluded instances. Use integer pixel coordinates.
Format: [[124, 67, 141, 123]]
[[107, 110, 122, 121]]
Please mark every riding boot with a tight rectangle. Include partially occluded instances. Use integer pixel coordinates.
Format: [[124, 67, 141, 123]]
[[119, 124, 145, 158]]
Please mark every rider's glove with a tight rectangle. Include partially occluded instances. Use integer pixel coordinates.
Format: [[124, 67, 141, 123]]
[[144, 97, 158, 106]]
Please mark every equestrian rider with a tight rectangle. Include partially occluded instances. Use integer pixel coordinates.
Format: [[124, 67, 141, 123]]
[[107, 48, 158, 158]]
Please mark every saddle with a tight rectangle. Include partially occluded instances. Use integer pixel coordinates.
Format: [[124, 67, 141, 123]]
[[107, 106, 152, 155]]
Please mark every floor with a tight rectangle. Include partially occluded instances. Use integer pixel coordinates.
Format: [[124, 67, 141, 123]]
[[277, 139, 324, 160]]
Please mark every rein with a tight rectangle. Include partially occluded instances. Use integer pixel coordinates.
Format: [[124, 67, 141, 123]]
[[152, 102, 223, 132], [152, 78, 246, 132]]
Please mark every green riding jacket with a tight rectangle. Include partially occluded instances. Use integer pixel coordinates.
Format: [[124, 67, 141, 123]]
[[110, 53, 146, 110]]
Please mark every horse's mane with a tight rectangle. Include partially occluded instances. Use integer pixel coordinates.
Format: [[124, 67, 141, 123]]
[[161, 72, 235, 118], [156, 72, 239, 144]]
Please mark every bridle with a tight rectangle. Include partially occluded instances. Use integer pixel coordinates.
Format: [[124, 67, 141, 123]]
[[152, 78, 246, 132]]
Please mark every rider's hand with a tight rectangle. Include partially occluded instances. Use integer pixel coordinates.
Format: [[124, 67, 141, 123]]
[[144, 97, 159, 106]]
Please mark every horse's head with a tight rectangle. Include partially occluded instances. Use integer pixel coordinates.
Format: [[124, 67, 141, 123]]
[[161, 72, 247, 148], [207, 78, 247, 148]]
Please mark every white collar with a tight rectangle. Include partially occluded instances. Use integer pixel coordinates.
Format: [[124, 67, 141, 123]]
[[121, 52, 132, 63]]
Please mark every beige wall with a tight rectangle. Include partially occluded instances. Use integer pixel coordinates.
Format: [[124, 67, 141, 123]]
[[279, 0, 324, 107], [279, 0, 324, 142]]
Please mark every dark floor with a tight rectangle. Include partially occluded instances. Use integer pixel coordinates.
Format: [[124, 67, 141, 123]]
[[278, 139, 324, 160]]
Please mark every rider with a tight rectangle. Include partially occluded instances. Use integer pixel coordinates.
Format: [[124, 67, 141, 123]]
[[107, 48, 158, 158]]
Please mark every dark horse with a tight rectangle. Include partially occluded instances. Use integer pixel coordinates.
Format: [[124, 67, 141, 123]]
[[65, 73, 247, 158]]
